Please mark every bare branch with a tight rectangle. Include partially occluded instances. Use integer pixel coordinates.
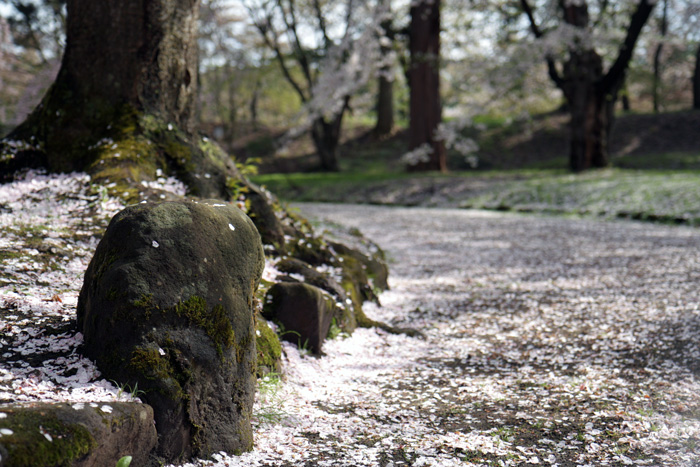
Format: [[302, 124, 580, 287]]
[[519, 0, 564, 88], [600, 0, 656, 94], [246, 3, 309, 102], [312, 0, 331, 51]]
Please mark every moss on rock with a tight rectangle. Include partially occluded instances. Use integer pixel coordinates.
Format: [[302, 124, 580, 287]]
[[254, 313, 282, 377], [0, 406, 96, 466]]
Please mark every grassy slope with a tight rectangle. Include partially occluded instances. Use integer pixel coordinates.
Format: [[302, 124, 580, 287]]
[[248, 110, 700, 225]]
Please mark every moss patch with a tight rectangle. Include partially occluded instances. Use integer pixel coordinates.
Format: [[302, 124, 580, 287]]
[[254, 313, 282, 377], [0, 406, 97, 466], [173, 296, 235, 357]]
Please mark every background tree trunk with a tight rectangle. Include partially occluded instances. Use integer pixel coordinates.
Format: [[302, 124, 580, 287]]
[[520, 0, 654, 172], [407, 0, 446, 172], [694, 43, 700, 110], [562, 48, 607, 172], [311, 113, 344, 172], [652, 0, 668, 114], [373, 14, 395, 139], [373, 70, 395, 139]]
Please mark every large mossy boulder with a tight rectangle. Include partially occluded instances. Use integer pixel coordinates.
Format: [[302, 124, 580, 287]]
[[77, 199, 264, 463], [0, 402, 156, 467]]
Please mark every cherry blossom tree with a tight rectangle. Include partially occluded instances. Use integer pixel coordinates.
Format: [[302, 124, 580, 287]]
[[244, 0, 391, 171], [519, 0, 656, 172], [373, 4, 396, 139]]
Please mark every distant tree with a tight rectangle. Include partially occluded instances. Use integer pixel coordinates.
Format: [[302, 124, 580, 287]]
[[695, 43, 700, 109], [373, 0, 396, 139], [652, 0, 669, 113], [5, 0, 65, 65], [245, 0, 388, 171], [407, 0, 446, 172], [520, 0, 656, 172]]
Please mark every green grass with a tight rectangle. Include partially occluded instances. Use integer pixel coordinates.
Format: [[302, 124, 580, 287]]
[[253, 167, 700, 226], [247, 111, 700, 225], [463, 169, 700, 224]]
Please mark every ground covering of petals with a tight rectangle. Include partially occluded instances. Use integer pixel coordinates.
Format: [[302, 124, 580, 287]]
[[188, 203, 700, 467], [1, 173, 699, 466]]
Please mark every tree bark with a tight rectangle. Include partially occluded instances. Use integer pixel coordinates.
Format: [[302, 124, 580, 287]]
[[373, 69, 395, 139], [562, 49, 608, 172], [652, 0, 668, 114], [521, 0, 654, 172], [373, 14, 395, 139], [310, 108, 346, 172], [694, 43, 700, 110], [408, 0, 446, 172], [0, 0, 267, 203]]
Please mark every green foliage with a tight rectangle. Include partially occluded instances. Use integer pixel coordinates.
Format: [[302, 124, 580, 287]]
[[116, 455, 133, 467], [327, 317, 347, 340], [254, 372, 289, 425], [112, 380, 146, 400]]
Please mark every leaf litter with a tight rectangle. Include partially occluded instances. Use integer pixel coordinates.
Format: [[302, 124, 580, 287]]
[[1, 173, 699, 466]]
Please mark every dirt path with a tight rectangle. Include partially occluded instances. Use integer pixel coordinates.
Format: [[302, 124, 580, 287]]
[[179, 203, 700, 466]]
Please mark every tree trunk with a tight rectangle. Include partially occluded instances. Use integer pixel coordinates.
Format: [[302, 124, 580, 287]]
[[311, 115, 342, 172], [373, 71, 395, 139], [556, 0, 653, 172], [562, 49, 609, 172], [250, 78, 261, 130], [652, 0, 668, 114], [0, 0, 271, 203], [622, 87, 631, 112], [694, 43, 700, 110], [407, 0, 446, 172], [373, 14, 395, 139]]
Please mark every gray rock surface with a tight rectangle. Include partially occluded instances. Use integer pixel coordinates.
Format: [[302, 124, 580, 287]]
[[77, 200, 264, 462], [263, 282, 337, 354]]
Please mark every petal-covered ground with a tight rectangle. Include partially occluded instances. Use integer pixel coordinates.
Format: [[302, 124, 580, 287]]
[[189, 203, 700, 466], [1, 173, 699, 466]]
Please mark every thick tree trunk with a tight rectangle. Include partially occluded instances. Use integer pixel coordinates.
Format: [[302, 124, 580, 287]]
[[562, 49, 610, 172], [556, 0, 653, 172], [694, 43, 700, 110], [0, 0, 268, 203], [407, 0, 446, 172]]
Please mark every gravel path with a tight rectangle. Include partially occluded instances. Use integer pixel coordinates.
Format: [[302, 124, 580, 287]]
[[250, 203, 699, 467]]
